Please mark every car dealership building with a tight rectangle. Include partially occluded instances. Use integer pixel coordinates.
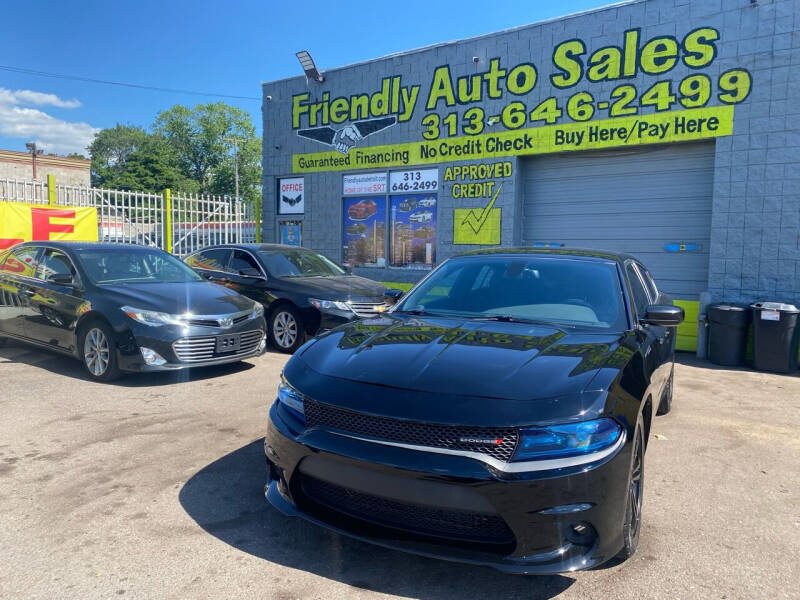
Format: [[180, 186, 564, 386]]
[[261, 0, 800, 350]]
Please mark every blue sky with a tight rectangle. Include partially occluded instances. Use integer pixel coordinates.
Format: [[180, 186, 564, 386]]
[[0, 0, 611, 156]]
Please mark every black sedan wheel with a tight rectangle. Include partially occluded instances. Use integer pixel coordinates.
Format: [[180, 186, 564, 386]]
[[79, 321, 121, 382], [618, 422, 644, 560], [269, 305, 305, 353]]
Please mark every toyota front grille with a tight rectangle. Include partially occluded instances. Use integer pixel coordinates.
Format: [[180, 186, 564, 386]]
[[172, 329, 264, 362]]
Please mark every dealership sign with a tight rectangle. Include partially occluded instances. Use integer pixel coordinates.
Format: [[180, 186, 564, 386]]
[[290, 26, 748, 172], [0, 202, 99, 249]]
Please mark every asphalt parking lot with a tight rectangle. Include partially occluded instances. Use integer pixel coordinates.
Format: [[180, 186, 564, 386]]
[[0, 342, 798, 600]]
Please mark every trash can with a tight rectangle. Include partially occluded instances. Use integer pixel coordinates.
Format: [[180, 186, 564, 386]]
[[750, 302, 800, 373], [707, 303, 750, 366]]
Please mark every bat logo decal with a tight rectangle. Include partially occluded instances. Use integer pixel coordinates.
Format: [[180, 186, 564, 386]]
[[281, 194, 302, 206], [297, 117, 397, 154]]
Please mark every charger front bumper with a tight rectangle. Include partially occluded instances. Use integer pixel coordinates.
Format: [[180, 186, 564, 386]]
[[264, 401, 632, 574]]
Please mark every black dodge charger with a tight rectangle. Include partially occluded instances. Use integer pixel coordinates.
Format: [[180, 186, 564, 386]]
[[264, 248, 683, 573], [0, 242, 266, 381]]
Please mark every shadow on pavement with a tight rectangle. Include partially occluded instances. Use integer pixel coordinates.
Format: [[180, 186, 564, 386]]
[[0, 339, 258, 386], [179, 439, 575, 599]]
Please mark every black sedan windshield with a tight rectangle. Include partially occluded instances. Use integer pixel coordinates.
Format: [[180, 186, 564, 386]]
[[395, 255, 627, 330], [258, 249, 345, 278], [76, 248, 202, 284]]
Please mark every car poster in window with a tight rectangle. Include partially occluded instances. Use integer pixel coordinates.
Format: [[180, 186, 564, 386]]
[[278, 177, 304, 214], [342, 197, 386, 268], [390, 194, 437, 269], [279, 220, 302, 247]]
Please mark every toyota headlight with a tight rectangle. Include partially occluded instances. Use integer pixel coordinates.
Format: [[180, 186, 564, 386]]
[[309, 298, 351, 312], [252, 302, 264, 319], [121, 305, 185, 327]]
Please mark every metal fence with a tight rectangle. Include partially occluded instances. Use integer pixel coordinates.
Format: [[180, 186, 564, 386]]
[[0, 178, 47, 204], [0, 178, 258, 255]]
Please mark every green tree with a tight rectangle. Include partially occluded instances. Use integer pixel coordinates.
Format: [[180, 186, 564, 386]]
[[153, 102, 261, 204], [89, 124, 150, 184], [88, 124, 195, 193]]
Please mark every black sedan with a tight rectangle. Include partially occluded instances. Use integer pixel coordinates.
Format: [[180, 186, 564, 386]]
[[0, 242, 266, 381], [264, 248, 683, 573], [184, 244, 387, 353]]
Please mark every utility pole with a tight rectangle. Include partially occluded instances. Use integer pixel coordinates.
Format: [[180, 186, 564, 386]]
[[233, 138, 239, 202], [25, 142, 43, 179]]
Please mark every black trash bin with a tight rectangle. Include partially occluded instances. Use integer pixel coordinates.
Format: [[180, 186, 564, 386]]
[[750, 302, 800, 373], [707, 303, 750, 366]]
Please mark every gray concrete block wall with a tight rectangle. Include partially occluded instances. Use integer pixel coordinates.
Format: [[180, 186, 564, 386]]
[[263, 0, 800, 302]]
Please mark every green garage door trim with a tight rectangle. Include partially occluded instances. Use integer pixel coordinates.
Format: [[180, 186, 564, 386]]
[[521, 142, 715, 302]]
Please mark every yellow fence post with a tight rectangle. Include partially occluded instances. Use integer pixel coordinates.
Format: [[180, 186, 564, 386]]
[[164, 188, 172, 253], [47, 174, 56, 206]]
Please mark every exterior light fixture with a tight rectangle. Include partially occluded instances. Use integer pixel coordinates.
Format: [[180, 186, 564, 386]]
[[296, 50, 324, 83]]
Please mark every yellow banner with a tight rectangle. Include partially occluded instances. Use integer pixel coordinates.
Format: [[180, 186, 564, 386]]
[[293, 106, 733, 173], [0, 202, 98, 250]]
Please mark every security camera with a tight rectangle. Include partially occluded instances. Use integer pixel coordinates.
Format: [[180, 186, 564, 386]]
[[472, 56, 480, 63], [266, 95, 273, 101], [274, 145, 281, 150]]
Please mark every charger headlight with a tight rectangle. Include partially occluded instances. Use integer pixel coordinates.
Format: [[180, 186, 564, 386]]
[[513, 418, 622, 462], [277, 375, 305, 424], [309, 298, 351, 312]]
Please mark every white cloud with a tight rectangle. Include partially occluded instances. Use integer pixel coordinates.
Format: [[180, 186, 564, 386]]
[[0, 88, 98, 155], [0, 88, 81, 109]]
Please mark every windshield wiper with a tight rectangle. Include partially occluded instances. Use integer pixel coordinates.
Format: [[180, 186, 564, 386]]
[[393, 308, 431, 316], [474, 314, 554, 326]]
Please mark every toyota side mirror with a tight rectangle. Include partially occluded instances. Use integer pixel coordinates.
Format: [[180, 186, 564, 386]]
[[384, 289, 404, 305], [239, 267, 264, 278], [641, 304, 684, 327], [47, 273, 74, 286]]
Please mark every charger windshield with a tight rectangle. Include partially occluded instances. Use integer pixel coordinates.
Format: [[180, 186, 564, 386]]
[[395, 255, 627, 330]]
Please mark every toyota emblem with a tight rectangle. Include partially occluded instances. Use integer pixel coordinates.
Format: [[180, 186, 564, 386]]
[[218, 317, 234, 329]]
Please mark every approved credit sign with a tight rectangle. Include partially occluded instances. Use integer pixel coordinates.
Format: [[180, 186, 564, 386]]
[[293, 106, 733, 172]]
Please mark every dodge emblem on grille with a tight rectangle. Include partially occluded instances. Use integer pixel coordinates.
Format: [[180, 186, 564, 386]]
[[459, 437, 504, 445], [218, 316, 234, 329]]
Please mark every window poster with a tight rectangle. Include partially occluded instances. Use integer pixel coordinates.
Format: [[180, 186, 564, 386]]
[[342, 196, 386, 267], [389, 194, 437, 269], [278, 177, 304, 214], [279, 220, 302, 246]]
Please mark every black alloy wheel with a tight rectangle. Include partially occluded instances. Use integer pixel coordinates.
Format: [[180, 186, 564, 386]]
[[618, 423, 644, 560], [657, 367, 674, 415]]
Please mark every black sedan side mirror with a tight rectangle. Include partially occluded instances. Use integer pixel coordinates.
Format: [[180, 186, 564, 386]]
[[239, 267, 264, 278], [641, 304, 684, 327], [384, 289, 404, 305], [47, 273, 74, 286]]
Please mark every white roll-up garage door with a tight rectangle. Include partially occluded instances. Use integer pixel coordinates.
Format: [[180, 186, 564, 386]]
[[521, 142, 715, 300]]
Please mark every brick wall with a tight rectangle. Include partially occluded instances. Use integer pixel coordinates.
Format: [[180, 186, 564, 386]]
[[0, 150, 91, 188]]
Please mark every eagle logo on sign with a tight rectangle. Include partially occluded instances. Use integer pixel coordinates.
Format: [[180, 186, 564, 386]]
[[297, 116, 396, 154]]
